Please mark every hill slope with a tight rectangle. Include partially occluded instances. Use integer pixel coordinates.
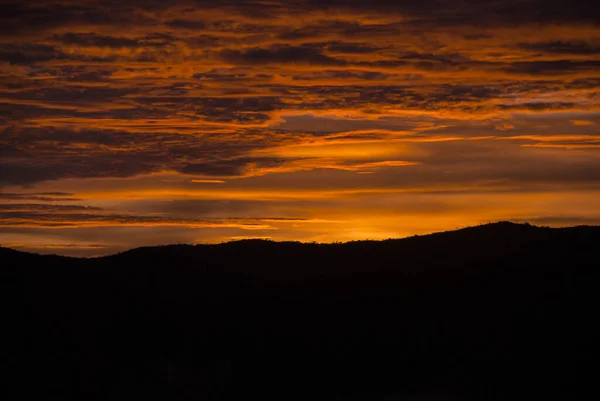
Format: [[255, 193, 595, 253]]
[[2, 222, 599, 400]]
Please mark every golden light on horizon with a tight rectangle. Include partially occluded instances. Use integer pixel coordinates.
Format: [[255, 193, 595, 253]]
[[1, 0, 599, 256]]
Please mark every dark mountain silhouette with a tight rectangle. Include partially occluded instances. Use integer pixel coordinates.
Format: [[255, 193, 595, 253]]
[[2, 222, 598, 400]]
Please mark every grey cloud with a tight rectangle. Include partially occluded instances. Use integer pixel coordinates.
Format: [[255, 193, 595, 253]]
[[326, 42, 381, 54], [3, 1, 598, 39], [0, 204, 103, 212], [220, 45, 347, 66], [505, 60, 600, 75], [0, 2, 157, 34], [133, 95, 283, 123], [0, 202, 285, 229], [182, 157, 284, 177], [304, 70, 397, 80], [498, 102, 580, 111], [0, 126, 287, 184], [165, 19, 206, 30], [518, 40, 600, 55], [54, 66, 115, 82], [299, 0, 600, 27], [0, 44, 67, 65], [53, 33, 140, 48], [192, 70, 249, 81], [0, 192, 81, 201], [0, 43, 116, 65]]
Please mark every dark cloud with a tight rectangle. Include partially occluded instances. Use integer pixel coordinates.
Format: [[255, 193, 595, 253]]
[[182, 157, 283, 177], [0, 128, 182, 185], [0, 43, 118, 65], [518, 40, 600, 55], [291, 70, 398, 81], [276, 20, 393, 41], [398, 51, 468, 65], [164, 19, 206, 30], [505, 60, 600, 75], [3, 85, 140, 103], [326, 42, 381, 54], [220, 45, 347, 66], [0, 192, 81, 201], [0, 126, 288, 184], [498, 102, 579, 111], [2, 1, 598, 38], [441, 85, 503, 100], [136, 33, 175, 47], [0, 204, 102, 212], [54, 66, 115, 82], [1, 0, 599, 254], [0, 157, 155, 185], [253, 83, 513, 113], [0, 44, 66, 65], [0, 2, 157, 34], [53, 33, 139, 48], [132, 96, 283, 123], [192, 70, 249, 81], [297, 0, 600, 26], [0, 203, 285, 229]]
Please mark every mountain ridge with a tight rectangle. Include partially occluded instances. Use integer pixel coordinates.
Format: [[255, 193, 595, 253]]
[[3, 221, 599, 260], [2, 220, 598, 400]]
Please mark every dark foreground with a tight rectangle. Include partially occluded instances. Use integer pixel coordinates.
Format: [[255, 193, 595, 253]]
[[2, 222, 598, 400]]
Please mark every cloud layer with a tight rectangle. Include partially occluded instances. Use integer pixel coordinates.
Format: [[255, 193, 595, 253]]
[[1, 0, 599, 255]]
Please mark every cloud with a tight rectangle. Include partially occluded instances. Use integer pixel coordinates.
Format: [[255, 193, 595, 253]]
[[0, 203, 101, 210], [0, 1, 157, 34], [505, 60, 600, 76], [571, 120, 596, 126], [0, 0, 599, 254], [291, 70, 397, 81], [0, 192, 81, 201], [164, 19, 206, 30], [190, 179, 226, 183], [498, 102, 580, 111], [514, 216, 600, 226], [0, 44, 67, 64], [518, 40, 600, 55], [220, 45, 347, 66], [0, 203, 283, 229], [53, 33, 140, 48], [326, 42, 382, 54], [181, 157, 284, 177], [297, 0, 600, 26], [3, 1, 598, 40]]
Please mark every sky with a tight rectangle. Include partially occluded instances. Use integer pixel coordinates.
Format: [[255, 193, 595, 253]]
[[1, 0, 599, 256]]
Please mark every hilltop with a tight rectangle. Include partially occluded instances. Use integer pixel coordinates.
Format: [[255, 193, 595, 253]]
[[2, 222, 598, 400]]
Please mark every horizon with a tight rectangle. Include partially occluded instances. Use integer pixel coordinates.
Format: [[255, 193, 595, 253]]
[[1, 1, 600, 257], [3, 221, 599, 257]]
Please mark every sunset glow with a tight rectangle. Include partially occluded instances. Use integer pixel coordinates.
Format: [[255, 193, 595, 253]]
[[1, 0, 599, 255]]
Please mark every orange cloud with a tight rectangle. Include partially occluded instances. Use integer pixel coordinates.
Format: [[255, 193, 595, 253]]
[[1, 0, 600, 255]]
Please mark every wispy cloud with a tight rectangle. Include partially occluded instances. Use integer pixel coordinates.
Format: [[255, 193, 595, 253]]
[[1, 0, 599, 255]]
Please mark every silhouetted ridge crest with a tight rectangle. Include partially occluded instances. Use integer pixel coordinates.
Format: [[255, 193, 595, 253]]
[[0, 221, 579, 260], [2, 222, 598, 401]]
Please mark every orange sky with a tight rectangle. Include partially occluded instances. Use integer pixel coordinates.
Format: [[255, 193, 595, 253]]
[[1, 0, 599, 256]]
